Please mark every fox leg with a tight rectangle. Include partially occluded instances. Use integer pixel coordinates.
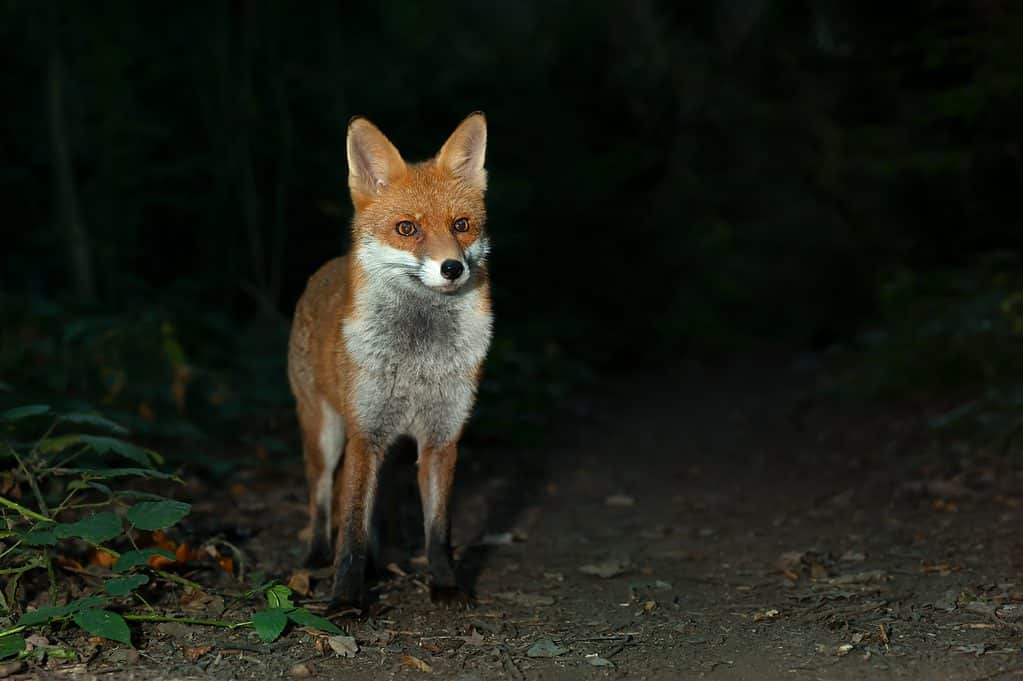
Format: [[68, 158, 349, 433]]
[[417, 442, 465, 602], [299, 400, 344, 566], [330, 435, 382, 608]]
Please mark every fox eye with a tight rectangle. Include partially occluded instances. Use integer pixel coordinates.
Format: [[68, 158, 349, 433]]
[[396, 220, 417, 237], [452, 217, 470, 233]]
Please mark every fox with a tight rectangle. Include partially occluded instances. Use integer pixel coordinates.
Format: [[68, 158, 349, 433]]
[[287, 113, 492, 608]]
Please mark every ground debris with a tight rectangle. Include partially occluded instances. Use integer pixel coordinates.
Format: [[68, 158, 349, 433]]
[[526, 638, 569, 658], [585, 654, 614, 667], [493, 591, 555, 607], [328, 635, 359, 658], [289, 662, 315, 678], [401, 654, 433, 672], [182, 645, 213, 663], [579, 558, 631, 579]]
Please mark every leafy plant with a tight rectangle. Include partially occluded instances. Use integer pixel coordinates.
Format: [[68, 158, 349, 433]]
[[0, 405, 341, 663], [248, 584, 341, 643], [0, 404, 190, 656]]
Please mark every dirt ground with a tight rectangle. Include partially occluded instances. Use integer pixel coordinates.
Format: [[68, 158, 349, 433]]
[[19, 356, 1023, 680]]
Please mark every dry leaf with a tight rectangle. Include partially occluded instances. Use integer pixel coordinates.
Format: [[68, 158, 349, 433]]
[[579, 559, 631, 579], [289, 662, 314, 678], [401, 655, 432, 672], [460, 629, 484, 647], [88, 549, 118, 569], [604, 493, 635, 507], [288, 570, 311, 596], [753, 609, 779, 622], [182, 645, 213, 663], [327, 635, 358, 658], [179, 589, 213, 611]]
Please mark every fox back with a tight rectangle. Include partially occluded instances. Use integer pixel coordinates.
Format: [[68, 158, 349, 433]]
[[287, 113, 492, 606]]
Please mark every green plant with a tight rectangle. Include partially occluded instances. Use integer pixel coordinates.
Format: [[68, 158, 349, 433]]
[[0, 404, 196, 656], [0, 404, 340, 663]]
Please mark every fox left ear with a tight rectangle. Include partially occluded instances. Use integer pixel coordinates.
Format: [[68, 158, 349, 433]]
[[436, 112, 487, 191]]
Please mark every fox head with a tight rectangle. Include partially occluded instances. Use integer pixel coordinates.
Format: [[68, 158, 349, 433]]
[[346, 113, 488, 295]]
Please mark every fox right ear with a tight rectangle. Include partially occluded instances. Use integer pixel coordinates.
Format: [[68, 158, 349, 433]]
[[346, 117, 407, 206]]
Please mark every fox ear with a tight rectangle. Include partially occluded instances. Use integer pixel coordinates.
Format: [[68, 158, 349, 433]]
[[436, 112, 487, 191], [346, 117, 407, 205]]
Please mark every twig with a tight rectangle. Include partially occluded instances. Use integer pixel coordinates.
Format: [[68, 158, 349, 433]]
[[0, 495, 51, 523], [122, 614, 252, 630]]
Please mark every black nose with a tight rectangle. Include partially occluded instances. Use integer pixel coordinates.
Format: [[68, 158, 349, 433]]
[[440, 259, 464, 281]]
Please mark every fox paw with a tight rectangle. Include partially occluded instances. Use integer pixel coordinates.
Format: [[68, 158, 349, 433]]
[[429, 584, 472, 607]]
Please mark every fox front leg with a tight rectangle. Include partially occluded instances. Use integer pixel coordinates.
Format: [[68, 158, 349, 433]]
[[329, 436, 381, 609], [417, 442, 467, 604]]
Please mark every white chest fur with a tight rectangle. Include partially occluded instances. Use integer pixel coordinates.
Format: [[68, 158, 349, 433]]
[[342, 278, 492, 448]]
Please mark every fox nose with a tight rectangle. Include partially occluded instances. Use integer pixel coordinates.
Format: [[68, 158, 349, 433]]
[[440, 259, 465, 281]]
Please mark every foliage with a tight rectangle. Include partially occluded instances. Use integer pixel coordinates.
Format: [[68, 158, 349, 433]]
[[0, 406, 340, 661], [0, 404, 189, 653]]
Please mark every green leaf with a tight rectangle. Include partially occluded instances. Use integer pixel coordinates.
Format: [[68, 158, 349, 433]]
[[1, 405, 50, 421], [0, 635, 26, 659], [23, 528, 57, 546], [54, 512, 122, 544], [104, 574, 150, 596], [286, 608, 341, 634], [18, 604, 70, 626], [126, 500, 190, 530], [114, 490, 172, 501], [64, 467, 178, 480], [252, 608, 288, 642], [113, 549, 177, 572], [68, 596, 111, 611], [37, 434, 83, 454], [59, 413, 128, 434], [73, 608, 131, 645], [79, 436, 153, 467], [266, 584, 294, 609]]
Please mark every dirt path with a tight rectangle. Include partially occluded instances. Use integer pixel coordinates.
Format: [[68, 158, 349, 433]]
[[70, 358, 1023, 680]]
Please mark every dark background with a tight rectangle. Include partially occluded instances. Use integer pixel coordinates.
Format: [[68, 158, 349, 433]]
[[3, 1, 1022, 456]]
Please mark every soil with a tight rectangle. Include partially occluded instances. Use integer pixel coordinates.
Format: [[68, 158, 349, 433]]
[[14, 356, 1023, 680]]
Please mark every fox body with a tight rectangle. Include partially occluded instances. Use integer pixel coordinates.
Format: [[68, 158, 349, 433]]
[[288, 114, 492, 606]]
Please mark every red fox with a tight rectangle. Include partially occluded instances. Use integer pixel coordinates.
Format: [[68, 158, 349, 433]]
[[288, 113, 492, 607]]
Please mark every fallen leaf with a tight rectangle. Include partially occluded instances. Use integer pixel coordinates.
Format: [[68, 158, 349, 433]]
[[526, 639, 569, 658], [179, 589, 213, 611], [401, 655, 432, 672], [288, 570, 311, 596], [218, 556, 234, 574], [327, 635, 358, 658], [642, 600, 657, 612], [493, 591, 555, 607], [460, 629, 484, 647], [585, 654, 614, 667], [839, 550, 865, 562], [88, 549, 118, 569], [753, 609, 779, 622], [604, 493, 635, 507], [289, 662, 314, 678], [182, 645, 212, 663], [836, 644, 854, 657], [579, 559, 631, 579]]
